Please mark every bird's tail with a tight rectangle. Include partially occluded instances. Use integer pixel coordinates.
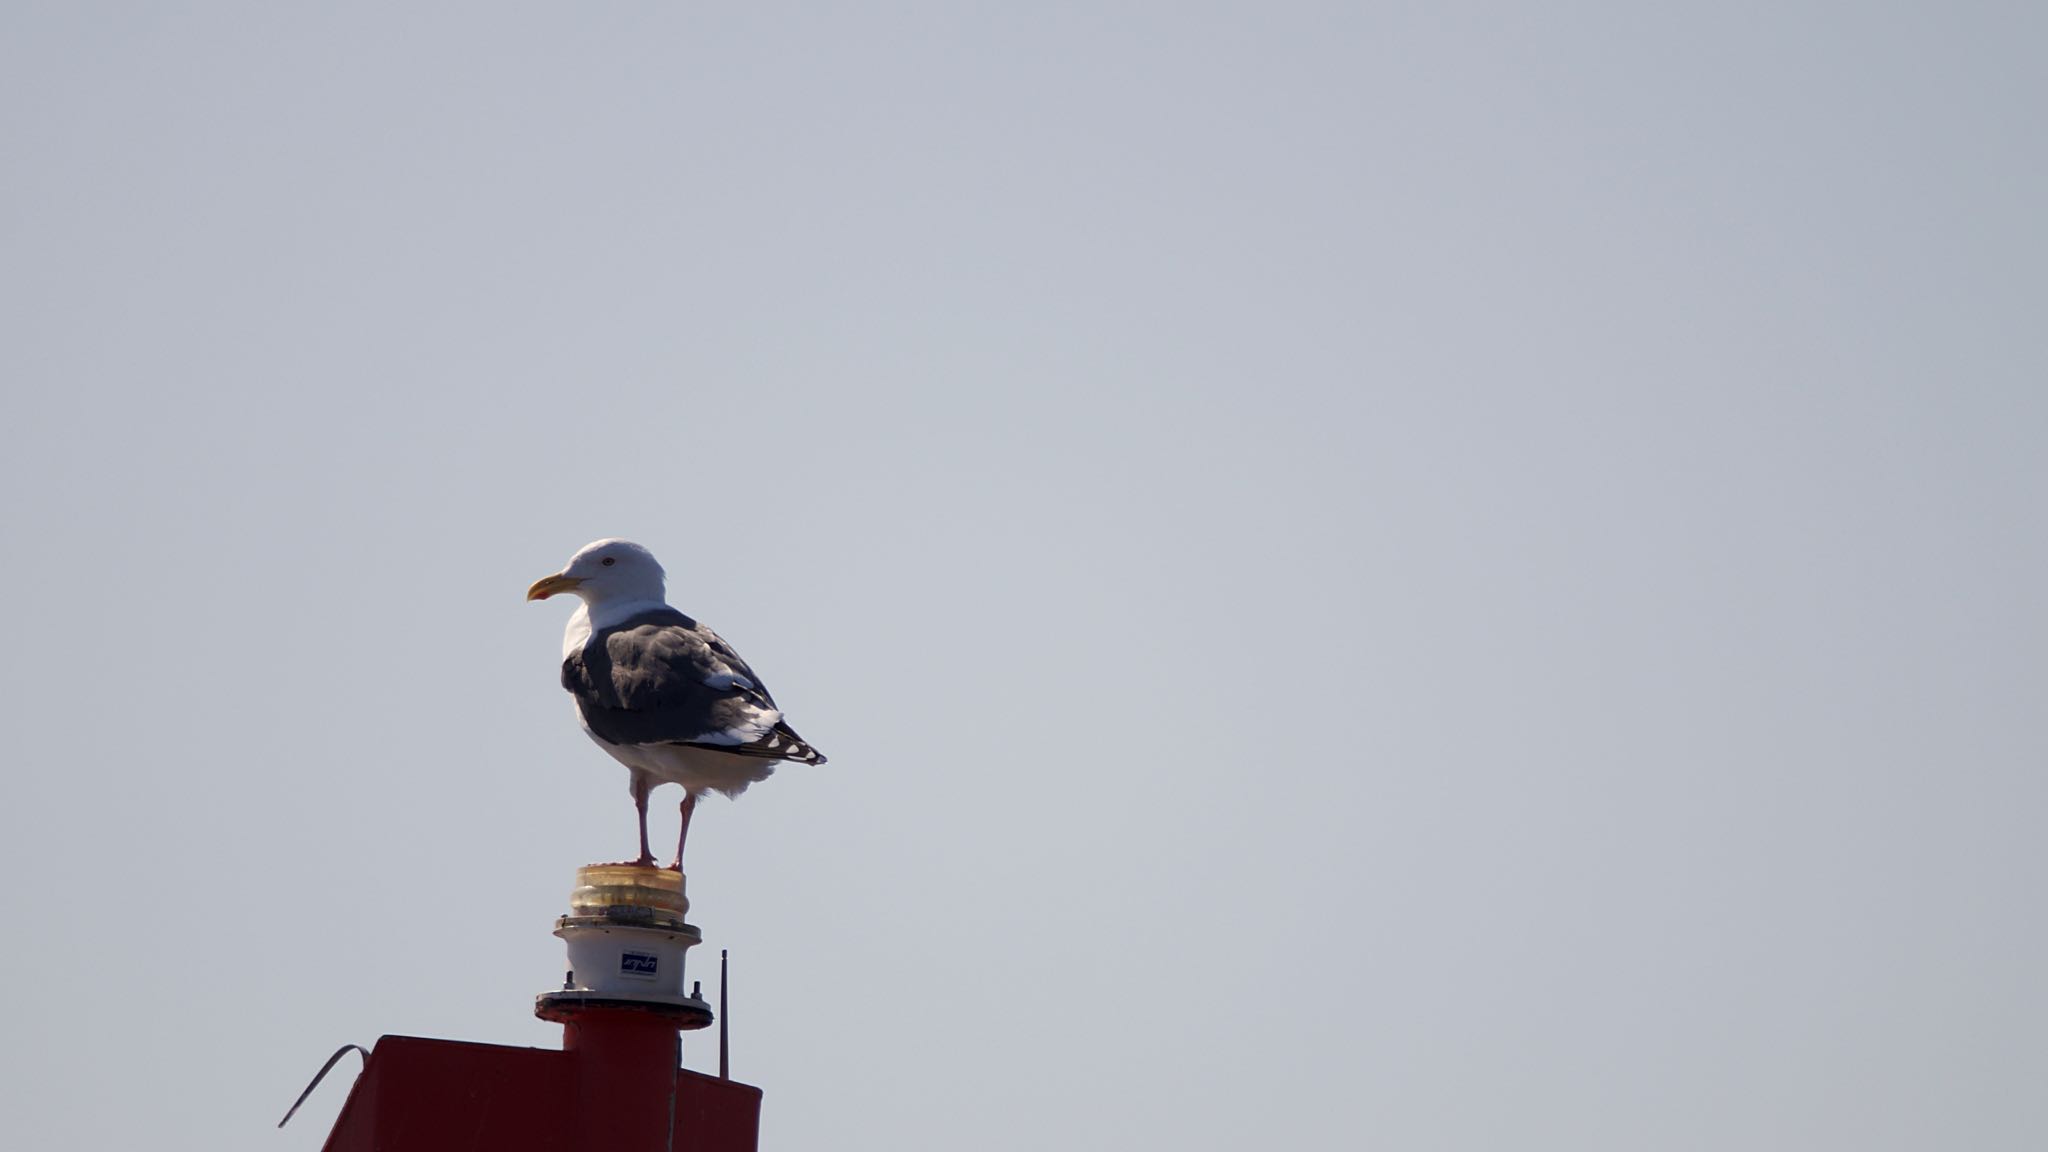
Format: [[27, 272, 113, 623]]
[[715, 722, 827, 765]]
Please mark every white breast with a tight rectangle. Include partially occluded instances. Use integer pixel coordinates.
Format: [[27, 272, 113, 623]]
[[562, 604, 593, 660]]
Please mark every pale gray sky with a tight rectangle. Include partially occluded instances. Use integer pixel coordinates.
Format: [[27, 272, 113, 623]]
[[3, 3, 2044, 1149]]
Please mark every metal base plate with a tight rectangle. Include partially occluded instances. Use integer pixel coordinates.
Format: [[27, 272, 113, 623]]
[[535, 990, 714, 1030]]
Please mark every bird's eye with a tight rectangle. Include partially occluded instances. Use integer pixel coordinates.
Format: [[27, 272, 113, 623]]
[[602, 557, 615, 567]]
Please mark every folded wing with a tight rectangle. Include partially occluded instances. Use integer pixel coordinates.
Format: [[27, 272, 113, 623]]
[[562, 608, 825, 764]]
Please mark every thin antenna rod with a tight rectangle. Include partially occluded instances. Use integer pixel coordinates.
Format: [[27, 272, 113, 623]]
[[719, 948, 730, 1080]]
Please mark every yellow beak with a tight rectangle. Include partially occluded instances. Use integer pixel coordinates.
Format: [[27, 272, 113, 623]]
[[526, 573, 585, 601]]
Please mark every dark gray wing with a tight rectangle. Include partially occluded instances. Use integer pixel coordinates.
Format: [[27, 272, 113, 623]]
[[564, 608, 826, 763]]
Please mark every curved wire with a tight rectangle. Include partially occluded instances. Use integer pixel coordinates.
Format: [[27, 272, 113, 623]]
[[276, 1043, 369, 1129]]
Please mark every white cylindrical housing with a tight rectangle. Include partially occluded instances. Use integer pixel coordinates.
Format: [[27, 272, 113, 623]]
[[557, 919, 701, 999], [539, 864, 711, 1020]]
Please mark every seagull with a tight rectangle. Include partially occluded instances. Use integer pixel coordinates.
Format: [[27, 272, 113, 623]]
[[527, 539, 826, 869]]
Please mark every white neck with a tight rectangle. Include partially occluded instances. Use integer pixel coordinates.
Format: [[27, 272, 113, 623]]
[[562, 597, 673, 659], [562, 604, 593, 660], [585, 596, 672, 630]]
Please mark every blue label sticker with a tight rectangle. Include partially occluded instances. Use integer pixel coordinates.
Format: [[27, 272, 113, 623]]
[[620, 951, 659, 978]]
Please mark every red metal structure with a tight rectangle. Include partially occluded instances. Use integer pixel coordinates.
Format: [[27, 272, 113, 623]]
[[306, 865, 762, 1151], [316, 1027, 760, 1151]]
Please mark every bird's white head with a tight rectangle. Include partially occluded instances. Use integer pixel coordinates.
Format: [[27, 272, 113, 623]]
[[526, 538, 668, 610]]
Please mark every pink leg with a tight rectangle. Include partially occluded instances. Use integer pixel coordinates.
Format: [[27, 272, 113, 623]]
[[632, 776, 655, 867], [670, 793, 697, 872]]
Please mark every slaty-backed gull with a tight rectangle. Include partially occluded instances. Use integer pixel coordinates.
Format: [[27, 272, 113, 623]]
[[527, 539, 826, 868]]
